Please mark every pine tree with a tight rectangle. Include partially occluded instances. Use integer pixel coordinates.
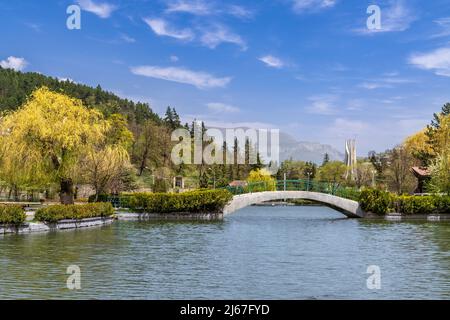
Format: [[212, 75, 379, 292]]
[[427, 103, 450, 155], [171, 108, 181, 129], [322, 153, 330, 166], [164, 106, 173, 128]]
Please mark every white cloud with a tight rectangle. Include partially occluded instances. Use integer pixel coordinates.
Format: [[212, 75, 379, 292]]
[[292, 0, 338, 13], [166, 0, 212, 15], [24, 22, 41, 33], [305, 95, 338, 115], [130, 65, 231, 89], [431, 17, 450, 38], [170, 55, 179, 62], [200, 25, 246, 50], [359, 74, 416, 90], [120, 33, 136, 43], [183, 115, 277, 130], [166, 1, 254, 19], [379, 0, 416, 32], [359, 82, 392, 90], [0, 56, 28, 71], [207, 102, 240, 113], [356, 0, 416, 34], [144, 18, 194, 41], [328, 118, 368, 138], [58, 77, 76, 83], [227, 5, 254, 19], [409, 47, 450, 77], [258, 55, 285, 69], [77, 0, 116, 18]]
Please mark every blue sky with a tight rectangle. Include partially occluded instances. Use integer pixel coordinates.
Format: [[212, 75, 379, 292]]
[[1, 0, 450, 155]]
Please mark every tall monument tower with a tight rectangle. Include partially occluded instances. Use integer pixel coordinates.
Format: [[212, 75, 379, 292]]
[[344, 139, 357, 180]]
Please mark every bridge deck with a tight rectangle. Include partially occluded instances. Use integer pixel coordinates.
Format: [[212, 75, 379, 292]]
[[223, 191, 365, 218]]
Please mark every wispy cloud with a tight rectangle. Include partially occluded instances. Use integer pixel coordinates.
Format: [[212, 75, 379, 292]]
[[120, 33, 136, 43], [359, 82, 392, 90], [305, 95, 338, 115], [200, 25, 247, 50], [328, 118, 368, 138], [165, 0, 254, 19], [227, 5, 255, 19], [24, 22, 41, 33], [77, 0, 116, 18], [355, 0, 416, 34], [431, 17, 450, 38], [358, 73, 416, 90], [144, 18, 194, 40], [207, 102, 240, 113], [58, 77, 76, 83], [292, 0, 338, 13], [258, 55, 285, 69], [0, 56, 28, 71], [130, 65, 231, 89], [409, 47, 450, 77], [166, 0, 212, 15]]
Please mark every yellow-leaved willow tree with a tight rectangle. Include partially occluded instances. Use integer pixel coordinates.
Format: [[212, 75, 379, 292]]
[[0, 87, 132, 204]]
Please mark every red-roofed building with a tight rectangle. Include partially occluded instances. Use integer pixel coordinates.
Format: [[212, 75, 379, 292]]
[[411, 167, 431, 194], [228, 180, 248, 188]]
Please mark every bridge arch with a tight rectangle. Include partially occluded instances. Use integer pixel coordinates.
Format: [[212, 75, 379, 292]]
[[222, 191, 365, 218]]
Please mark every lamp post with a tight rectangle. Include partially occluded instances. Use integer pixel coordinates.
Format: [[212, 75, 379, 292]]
[[306, 172, 312, 191]]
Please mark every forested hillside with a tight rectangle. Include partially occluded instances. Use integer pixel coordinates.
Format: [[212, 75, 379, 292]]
[[0, 66, 160, 125], [0, 67, 261, 198]]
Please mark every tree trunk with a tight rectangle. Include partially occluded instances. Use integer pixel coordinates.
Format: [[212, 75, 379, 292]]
[[139, 147, 149, 176], [60, 178, 74, 205]]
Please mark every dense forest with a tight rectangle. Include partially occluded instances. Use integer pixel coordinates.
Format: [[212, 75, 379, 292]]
[[1, 67, 448, 201], [0, 66, 160, 124], [0, 67, 262, 199]]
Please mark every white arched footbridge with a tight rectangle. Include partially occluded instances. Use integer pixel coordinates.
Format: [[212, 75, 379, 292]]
[[223, 191, 366, 218]]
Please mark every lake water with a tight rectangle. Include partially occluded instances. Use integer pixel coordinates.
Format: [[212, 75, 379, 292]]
[[0, 206, 449, 299]]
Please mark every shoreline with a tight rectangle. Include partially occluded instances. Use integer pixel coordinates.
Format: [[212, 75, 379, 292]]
[[2, 208, 449, 236], [0, 216, 114, 235]]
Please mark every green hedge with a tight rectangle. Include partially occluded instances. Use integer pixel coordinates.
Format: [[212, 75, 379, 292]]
[[35, 203, 114, 223], [335, 188, 361, 201], [88, 194, 110, 203], [128, 189, 233, 214], [359, 189, 393, 215], [359, 188, 450, 215], [0, 205, 26, 225]]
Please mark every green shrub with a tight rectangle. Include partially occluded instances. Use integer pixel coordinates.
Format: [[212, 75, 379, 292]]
[[35, 203, 114, 223], [359, 189, 450, 215], [88, 194, 110, 203], [359, 188, 393, 215], [0, 205, 26, 225], [394, 196, 436, 215], [335, 188, 361, 201], [434, 196, 450, 213], [153, 178, 170, 193], [127, 189, 233, 214]]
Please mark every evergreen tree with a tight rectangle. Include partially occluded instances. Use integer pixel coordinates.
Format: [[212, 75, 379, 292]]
[[322, 153, 330, 166]]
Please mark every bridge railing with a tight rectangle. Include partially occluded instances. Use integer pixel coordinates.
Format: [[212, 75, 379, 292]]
[[223, 179, 345, 196]]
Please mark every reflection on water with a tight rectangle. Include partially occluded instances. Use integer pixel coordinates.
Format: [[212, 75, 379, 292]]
[[0, 206, 449, 299]]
